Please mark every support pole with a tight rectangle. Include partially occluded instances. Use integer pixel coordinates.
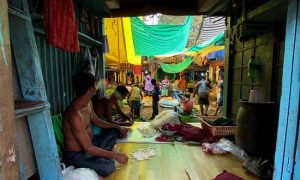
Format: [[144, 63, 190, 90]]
[[0, 0, 19, 179]]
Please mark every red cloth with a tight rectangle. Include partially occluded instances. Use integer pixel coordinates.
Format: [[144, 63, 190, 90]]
[[179, 122, 216, 143], [133, 65, 142, 75], [44, 0, 80, 52], [155, 135, 170, 142], [214, 170, 244, 180], [155, 123, 216, 143]]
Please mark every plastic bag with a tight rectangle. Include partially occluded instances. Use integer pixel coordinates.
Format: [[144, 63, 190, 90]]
[[82, 48, 96, 76], [219, 138, 248, 160], [202, 142, 228, 154], [61, 163, 100, 180], [243, 157, 273, 179]]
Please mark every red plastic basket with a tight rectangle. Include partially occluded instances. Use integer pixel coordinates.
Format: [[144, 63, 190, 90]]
[[199, 117, 236, 136]]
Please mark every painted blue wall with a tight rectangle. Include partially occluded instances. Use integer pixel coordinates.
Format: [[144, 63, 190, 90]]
[[9, 12, 63, 180], [8, 0, 106, 179], [274, 0, 300, 179]]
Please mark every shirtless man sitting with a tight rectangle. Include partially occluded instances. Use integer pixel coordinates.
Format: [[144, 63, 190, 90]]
[[93, 85, 134, 126], [63, 72, 128, 177]]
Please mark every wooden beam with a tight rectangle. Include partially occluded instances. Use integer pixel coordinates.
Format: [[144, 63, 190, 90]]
[[246, 0, 286, 21], [223, 18, 231, 117], [33, 25, 102, 48], [236, 0, 287, 24], [205, 0, 231, 16], [209, 60, 224, 67], [110, 5, 201, 17], [0, 0, 20, 179], [8, 6, 31, 22], [197, 0, 220, 12]]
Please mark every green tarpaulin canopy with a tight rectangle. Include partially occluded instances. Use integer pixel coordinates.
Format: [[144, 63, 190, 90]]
[[160, 57, 193, 73], [187, 32, 224, 52], [131, 17, 193, 56]]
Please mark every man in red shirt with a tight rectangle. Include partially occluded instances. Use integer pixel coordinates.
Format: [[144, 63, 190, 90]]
[[178, 76, 187, 94]]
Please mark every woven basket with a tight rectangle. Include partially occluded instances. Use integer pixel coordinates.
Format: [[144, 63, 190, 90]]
[[199, 117, 236, 136]]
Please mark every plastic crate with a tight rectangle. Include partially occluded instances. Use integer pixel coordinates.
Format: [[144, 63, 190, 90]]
[[199, 117, 236, 136]]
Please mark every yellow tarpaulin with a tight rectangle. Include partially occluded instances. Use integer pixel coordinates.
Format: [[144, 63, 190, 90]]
[[104, 18, 126, 65], [185, 44, 224, 56], [198, 45, 224, 56], [184, 44, 224, 66], [123, 17, 141, 65], [104, 17, 141, 66]]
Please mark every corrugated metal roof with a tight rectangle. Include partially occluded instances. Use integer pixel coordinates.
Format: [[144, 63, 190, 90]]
[[35, 31, 105, 115]]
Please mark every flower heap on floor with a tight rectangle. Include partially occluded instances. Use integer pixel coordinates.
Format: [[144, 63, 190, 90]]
[[131, 147, 157, 161]]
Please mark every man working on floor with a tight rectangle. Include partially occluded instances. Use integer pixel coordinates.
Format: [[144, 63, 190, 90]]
[[174, 93, 193, 115], [63, 72, 128, 177], [93, 85, 134, 126]]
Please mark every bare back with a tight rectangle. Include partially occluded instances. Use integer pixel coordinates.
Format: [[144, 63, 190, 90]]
[[94, 96, 118, 120], [63, 101, 93, 152], [93, 97, 110, 118]]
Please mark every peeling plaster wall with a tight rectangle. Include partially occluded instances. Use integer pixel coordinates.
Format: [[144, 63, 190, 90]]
[[0, 0, 20, 179]]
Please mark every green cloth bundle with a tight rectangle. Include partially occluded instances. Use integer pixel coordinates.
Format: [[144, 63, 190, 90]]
[[206, 117, 234, 126], [51, 114, 64, 157]]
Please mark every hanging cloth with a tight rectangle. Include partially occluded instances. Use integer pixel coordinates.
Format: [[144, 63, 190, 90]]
[[103, 35, 110, 53], [131, 17, 193, 56], [187, 32, 224, 52], [133, 65, 142, 75], [160, 57, 193, 73], [44, 0, 80, 52]]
